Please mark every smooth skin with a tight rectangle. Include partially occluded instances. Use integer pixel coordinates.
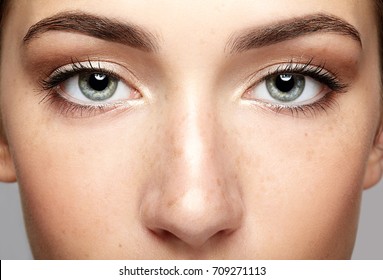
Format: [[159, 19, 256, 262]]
[[0, 0, 382, 259]]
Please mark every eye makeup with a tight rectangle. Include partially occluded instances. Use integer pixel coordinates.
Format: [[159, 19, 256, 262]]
[[38, 59, 143, 118], [242, 59, 349, 117], [37, 58, 350, 119]]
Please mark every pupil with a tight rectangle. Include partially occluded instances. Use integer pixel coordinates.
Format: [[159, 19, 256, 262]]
[[276, 74, 295, 93], [88, 73, 109, 91]]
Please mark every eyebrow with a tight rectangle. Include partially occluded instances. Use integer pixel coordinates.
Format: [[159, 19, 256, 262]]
[[22, 11, 159, 52], [227, 14, 362, 54]]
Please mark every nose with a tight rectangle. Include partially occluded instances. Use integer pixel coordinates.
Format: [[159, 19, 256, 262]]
[[140, 93, 244, 248]]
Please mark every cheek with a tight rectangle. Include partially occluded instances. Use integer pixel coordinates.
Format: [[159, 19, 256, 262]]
[[13, 135, 140, 258], [4, 95, 157, 258], [229, 99, 376, 258]]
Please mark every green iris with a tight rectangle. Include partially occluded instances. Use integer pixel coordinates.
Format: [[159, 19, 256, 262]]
[[78, 73, 118, 101], [266, 74, 305, 102]]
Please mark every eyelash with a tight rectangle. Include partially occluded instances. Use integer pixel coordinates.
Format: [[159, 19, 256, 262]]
[[249, 60, 348, 117], [39, 59, 126, 117], [39, 59, 348, 118]]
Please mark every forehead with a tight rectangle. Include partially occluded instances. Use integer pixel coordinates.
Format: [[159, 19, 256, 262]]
[[10, 0, 374, 42]]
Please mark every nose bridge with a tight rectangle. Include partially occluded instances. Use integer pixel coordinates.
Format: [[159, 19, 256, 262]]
[[169, 88, 214, 180], [140, 84, 243, 248], [162, 86, 223, 220]]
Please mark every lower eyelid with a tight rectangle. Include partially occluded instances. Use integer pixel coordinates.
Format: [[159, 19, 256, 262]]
[[244, 89, 340, 118], [41, 87, 138, 118]]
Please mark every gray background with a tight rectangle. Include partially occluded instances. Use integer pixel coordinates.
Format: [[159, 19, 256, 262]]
[[0, 181, 382, 260]]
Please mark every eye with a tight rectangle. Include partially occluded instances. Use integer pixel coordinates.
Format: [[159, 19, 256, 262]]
[[79, 73, 118, 101], [59, 71, 141, 105], [39, 60, 145, 118], [246, 73, 328, 106]]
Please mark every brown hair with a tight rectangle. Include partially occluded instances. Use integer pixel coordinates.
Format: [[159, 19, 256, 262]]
[[0, 0, 9, 30]]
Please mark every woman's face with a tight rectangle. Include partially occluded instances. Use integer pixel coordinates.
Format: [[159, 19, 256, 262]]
[[0, 0, 382, 259]]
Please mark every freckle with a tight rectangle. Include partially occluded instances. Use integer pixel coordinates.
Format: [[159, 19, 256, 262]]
[[119, 244, 122, 248], [263, 175, 271, 182], [217, 178, 222, 186], [173, 147, 183, 158], [167, 197, 178, 207], [78, 147, 85, 155], [306, 149, 314, 161], [235, 156, 241, 165], [304, 132, 308, 137]]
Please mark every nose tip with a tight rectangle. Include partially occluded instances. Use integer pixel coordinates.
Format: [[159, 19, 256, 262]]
[[141, 185, 243, 248]]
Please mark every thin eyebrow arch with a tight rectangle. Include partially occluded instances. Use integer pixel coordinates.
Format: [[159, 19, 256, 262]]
[[227, 13, 362, 54], [22, 11, 159, 52]]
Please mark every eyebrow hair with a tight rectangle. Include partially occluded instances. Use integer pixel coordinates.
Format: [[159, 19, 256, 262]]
[[23, 11, 159, 52], [227, 14, 362, 54]]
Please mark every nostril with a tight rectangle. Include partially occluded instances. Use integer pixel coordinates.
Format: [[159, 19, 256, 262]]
[[214, 229, 236, 241], [148, 228, 183, 244], [147, 221, 238, 249], [149, 228, 171, 238]]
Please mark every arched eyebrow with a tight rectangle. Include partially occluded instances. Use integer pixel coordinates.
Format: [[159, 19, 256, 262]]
[[22, 11, 159, 52], [226, 13, 362, 54]]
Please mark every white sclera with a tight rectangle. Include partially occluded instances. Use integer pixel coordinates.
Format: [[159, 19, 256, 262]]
[[251, 75, 325, 106], [61, 74, 133, 105]]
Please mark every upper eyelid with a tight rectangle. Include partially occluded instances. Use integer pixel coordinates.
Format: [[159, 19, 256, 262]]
[[245, 62, 331, 86], [50, 60, 122, 78], [46, 59, 342, 94], [264, 64, 333, 84], [241, 61, 348, 103], [263, 61, 325, 76], [44, 60, 143, 90]]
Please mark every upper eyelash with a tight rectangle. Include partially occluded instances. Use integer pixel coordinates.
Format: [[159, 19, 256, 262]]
[[261, 60, 348, 92], [40, 59, 120, 91]]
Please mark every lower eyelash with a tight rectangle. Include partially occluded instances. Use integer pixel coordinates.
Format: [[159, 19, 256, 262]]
[[38, 88, 115, 117], [260, 92, 339, 118]]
